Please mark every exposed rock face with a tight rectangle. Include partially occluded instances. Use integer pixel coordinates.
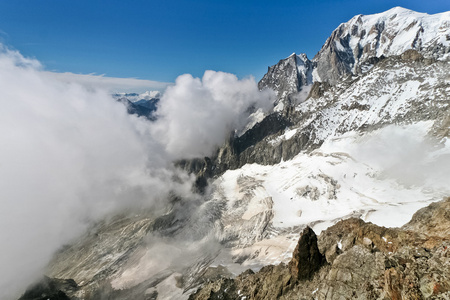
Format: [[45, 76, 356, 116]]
[[189, 198, 450, 300], [402, 197, 450, 239], [19, 277, 77, 300], [258, 53, 313, 106], [45, 212, 155, 290], [307, 81, 331, 99], [177, 112, 297, 180]]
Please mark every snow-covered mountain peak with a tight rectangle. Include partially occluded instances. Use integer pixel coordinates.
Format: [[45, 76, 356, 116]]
[[363, 6, 423, 19], [347, 6, 450, 50], [313, 7, 450, 84], [287, 52, 308, 61], [295, 53, 309, 63], [259, 8, 450, 110], [334, 6, 450, 49]]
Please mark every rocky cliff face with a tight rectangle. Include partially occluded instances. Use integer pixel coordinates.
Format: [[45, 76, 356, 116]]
[[189, 198, 450, 300], [258, 53, 313, 108]]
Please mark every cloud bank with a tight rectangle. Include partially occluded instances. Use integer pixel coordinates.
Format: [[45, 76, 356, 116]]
[[152, 71, 275, 159], [43, 71, 172, 93], [0, 46, 273, 299], [0, 46, 188, 299]]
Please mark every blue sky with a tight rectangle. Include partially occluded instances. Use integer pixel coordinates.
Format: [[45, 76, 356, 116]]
[[0, 0, 448, 83]]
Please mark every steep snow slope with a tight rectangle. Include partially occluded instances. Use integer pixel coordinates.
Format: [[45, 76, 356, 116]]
[[295, 55, 449, 144]]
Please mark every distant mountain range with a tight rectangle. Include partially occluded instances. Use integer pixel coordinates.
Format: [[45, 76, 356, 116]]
[[113, 92, 160, 119]]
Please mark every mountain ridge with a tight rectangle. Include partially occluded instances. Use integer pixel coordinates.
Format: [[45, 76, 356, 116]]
[[259, 6, 450, 106]]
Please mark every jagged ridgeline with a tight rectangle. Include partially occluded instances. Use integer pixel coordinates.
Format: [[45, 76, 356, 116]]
[[20, 7, 450, 300]]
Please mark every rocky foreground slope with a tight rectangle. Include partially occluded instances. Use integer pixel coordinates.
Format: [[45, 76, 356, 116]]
[[189, 197, 450, 300]]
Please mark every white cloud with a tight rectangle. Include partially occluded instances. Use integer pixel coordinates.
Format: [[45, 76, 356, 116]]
[[43, 71, 172, 93], [152, 71, 275, 159]]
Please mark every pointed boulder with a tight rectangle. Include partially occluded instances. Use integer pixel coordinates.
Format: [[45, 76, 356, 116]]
[[288, 227, 325, 281]]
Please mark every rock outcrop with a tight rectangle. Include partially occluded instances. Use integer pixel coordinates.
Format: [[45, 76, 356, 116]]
[[288, 227, 325, 281], [402, 196, 450, 238], [19, 277, 78, 300]]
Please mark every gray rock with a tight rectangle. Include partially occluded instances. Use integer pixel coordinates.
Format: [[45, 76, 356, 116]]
[[258, 53, 313, 106]]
